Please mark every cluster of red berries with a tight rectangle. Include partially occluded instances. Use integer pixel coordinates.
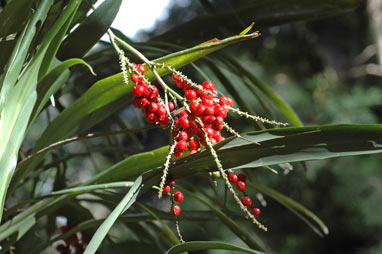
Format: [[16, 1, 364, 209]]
[[162, 177, 183, 216], [56, 222, 102, 254], [130, 64, 235, 158], [170, 74, 233, 157], [227, 171, 261, 216], [131, 63, 172, 128]]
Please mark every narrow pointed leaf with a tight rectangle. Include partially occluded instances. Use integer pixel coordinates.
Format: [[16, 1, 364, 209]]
[[49, 181, 134, 196], [155, 0, 360, 43], [84, 176, 142, 254], [30, 58, 95, 125], [247, 181, 329, 236], [88, 124, 382, 184], [0, 0, 33, 71], [57, 0, 122, 60], [165, 241, 266, 254], [226, 56, 303, 126]]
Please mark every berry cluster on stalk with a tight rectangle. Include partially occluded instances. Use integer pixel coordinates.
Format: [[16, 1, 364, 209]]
[[162, 177, 185, 242], [131, 63, 172, 128], [56, 222, 102, 254], [109, 25, 283, 242], [125, 61, 278, 231], [227, 171, 261, 216], [171, 74, 234, 157], [162, 177, 184, 217]]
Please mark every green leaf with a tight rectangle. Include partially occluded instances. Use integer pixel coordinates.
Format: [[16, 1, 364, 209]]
[[225, 56, 303, 126], [0, 0, 54, 109], [84, 175, 142, 254], [0, 0, 81, 222], [30, 58, 95, 126], [0, 216, 35, 242], [155, 0, 360, 43], [57, 0, 122, 60], [247, 182, 328, 236], [49, 181, 134, 197], [240, 22, 255, 36], [0, 0, 33, 71], [0, 86, 37, 222], [37, 2, 79, 79], [206, 62, 263, 129], [136, 202, 180, 245], [165, 241, 266, 254], [89, 124, 382, 184]]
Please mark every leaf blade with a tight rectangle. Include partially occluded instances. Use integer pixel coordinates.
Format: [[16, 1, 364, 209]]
[[165, 241, 266, 254], [57, 0, 122, 60], [84, 176, 142, 254]]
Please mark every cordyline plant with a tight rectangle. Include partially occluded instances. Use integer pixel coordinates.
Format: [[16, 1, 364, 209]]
[[0, 1, 380, 254]]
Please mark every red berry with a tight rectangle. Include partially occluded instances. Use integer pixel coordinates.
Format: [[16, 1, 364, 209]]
[[171, 205, 181, 216], [236, 181, 246, 192], [189, 139, 200, 151], [190, 102, 198, 114], [143, 86, 151, 98], [212, 124, 224, 131], [172, 74, 181, 82], [215, 116, 224, 125], [174, 150, 183, 158], [215, 134, 223, 142], [133, 85, 145, 97], [199, 137, 207, 147], [176, 80, 184, 88], [146, 112, 157, 123], [208, 115, 216, 124], [237, 173, 246, 182], [176, 140, 188, 152], [190, 120, 198, 130], [241, 196, 252, 207], [148, 102, 159, 113], [178, 131, 188, 141], [139, 98, 149, 107], [157, 106, 167, 116], [56, 244, 65, 250], [204, 106, 215, 115], [163, 185, 171, 194], [226, 97, 234, 107], [202, 81, 215, 91], [173, 192, 184, 203], [196, 104, 206, 116], [219, 96, 228, 106], [136, 64, 145, 74], [201, 92, 213, 100], [228, 173, 238, 183], [131, 74, 140, 83], [179, 117, 190, 129], [179, 110, 189, 118], [204, 127, 214, 138], [252, 208, 261, 216], [166, 177, 176, 186], [215, 106, 227, 118], [159, 115, 170, 127], [185, 89, 197, 100], [201, 98, 213, 106], [168, 101, 175, 111]]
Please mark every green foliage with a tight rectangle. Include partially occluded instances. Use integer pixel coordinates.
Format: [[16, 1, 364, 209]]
[[0, 1, 380, 253]]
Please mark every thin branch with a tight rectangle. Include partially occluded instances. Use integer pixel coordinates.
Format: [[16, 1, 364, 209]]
[[17, 126, 157, 169]]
